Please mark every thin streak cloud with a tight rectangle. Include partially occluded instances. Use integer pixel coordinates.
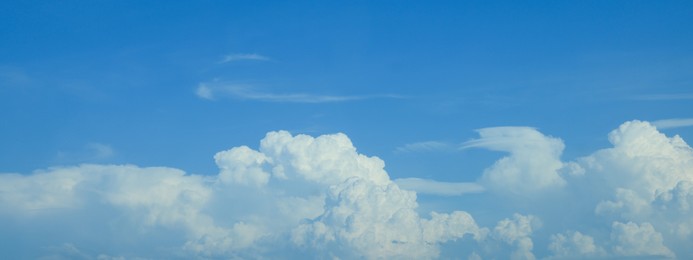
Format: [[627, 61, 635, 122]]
[[394, 178, 485, 196], [54, 142, 115, 164], [195, 83, 403, 103], [395, 141, 451, 154], [652, 118, 693, 129], [220, 53, 271, 63], [628, 93, 693, 101]]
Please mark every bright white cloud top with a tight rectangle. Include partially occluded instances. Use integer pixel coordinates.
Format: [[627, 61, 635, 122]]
[[1, 120, 691, 259]]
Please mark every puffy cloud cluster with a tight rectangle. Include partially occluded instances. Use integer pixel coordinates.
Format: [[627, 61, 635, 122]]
[[292, 178, 486, 258], [576, 121, 692, 258], [548, 231, 605, 258], [492, 214, 541, 260], [610, 221, 675, 258], [0, 131, 485, 259], [1, 120, 692, 259], [472, 121, 692, 259]]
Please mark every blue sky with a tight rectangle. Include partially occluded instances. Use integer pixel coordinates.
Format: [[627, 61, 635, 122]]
[[2, 1, 693, 259]]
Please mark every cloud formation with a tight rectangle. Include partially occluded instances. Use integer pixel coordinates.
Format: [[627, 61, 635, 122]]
[[220, 53, 271, 63], [394, 178, 484, 196], [54, 142, 115, 164], [195, 82, 402, 103], [629, 93, 693, 101], [653, 118, 693, 129], [462, 126, 566, 195], [394, 141, 451, 153], [1, 120, 692, 259], [0, 131, 483, 259]]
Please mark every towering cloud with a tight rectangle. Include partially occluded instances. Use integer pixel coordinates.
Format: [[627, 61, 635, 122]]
[[463, 126, 566, 194], [0, 131, 485, 259], [0, 120, 692, 259]]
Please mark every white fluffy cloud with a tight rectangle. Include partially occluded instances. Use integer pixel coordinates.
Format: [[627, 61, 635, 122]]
[[492, 214, 540, 260], [611, 221, 675, 258], [0, 131, 485, 259], [460, 120, 692, 259], [463, 126, 566, 195], [292, 178, 487, 259], [1, 120, 693, 259], [548, 231, 605, 258]]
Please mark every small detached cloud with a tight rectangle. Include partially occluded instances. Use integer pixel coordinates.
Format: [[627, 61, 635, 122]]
[[195, 84, 215, 100], [195, 82, 403, 103], [220, 53, 271, 63], [86, 143, 115, 159], [652, 118, 693, 129]]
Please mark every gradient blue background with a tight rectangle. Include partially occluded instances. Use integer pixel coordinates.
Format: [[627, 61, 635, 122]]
[[2, 0, 692, 182]]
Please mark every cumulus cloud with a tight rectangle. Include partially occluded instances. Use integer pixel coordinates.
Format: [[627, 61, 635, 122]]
[[1, 131, 485, 259], [548, 231, 605, 258], [292, 177, 487, 259], [215, 145, 271, 187], [2, 120, 693, 259], [492, 214, 540, 260], [463, 126, 566, 195], [463, 120, 692, 258], [585, 121, 693, 215], [195, 82, 403, 103], [610, 221, 675, 258]]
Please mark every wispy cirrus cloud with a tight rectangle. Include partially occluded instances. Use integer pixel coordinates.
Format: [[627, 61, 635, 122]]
[[54, 142, 115, 164], [394, 141, 452, 154], [220, 53, 271, 63], [195, 84, 215, 100], [394, 178, 484, 196], [0, 66, 33, 88], [652, 118, 693, 129], [195, 82, 403, 103], [627, 93, 693, 101]]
